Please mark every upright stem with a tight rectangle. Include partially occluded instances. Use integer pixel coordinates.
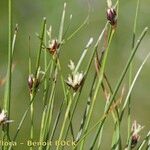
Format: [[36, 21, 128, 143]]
[[3, 0, 12, 149], [29, 94, 34, 150], [4, 0, 12, 124]]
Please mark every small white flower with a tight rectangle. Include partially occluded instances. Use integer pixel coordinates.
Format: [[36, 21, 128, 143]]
[[66, 72, 84, 91], [0, 109, 13, 125]]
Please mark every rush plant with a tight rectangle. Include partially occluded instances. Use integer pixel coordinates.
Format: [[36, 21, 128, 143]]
[[0, 0, 150, 150]]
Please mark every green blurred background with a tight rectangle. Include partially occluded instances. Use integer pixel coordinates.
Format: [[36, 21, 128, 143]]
[[0, 0, 150, 149]]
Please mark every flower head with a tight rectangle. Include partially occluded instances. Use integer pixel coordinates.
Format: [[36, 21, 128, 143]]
[[107, 8, 117, 26], [131, 120, 144, 148], [0, 109, 13, 126], [47, 39, 60, 55], [66, 60, 84, 91], [66, 72, 84, 91], [28, 74, 40, 93], [106, 0, 117, 27]]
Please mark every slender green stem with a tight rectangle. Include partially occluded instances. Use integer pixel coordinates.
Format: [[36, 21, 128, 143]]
[[35, 17, 46, 77], [138, 131, 150, 150], [12, 24, 18, 56], [43, 23, 48, 105], [28, 36, 32, 74], [4, 0, 12, 127], [30, 94, 34, 150], [58, 2, 66, 43], [49, 100, 64, 141], [120, 52, 150, 121], [28, 35, 34, 150], [3, 0, 12, 149]]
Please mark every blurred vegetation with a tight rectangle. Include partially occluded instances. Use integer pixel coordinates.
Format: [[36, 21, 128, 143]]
[[0, 0, 150, 149]]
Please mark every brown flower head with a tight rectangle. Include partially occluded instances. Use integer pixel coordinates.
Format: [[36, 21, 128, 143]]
[[131, 120, 144, 148], [107, 8, 117, 26]]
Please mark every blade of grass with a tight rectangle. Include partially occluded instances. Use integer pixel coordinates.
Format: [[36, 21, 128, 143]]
[[74, 37, 93, 74], [58, 2, 66, 43], [12, 24, 18, 56], [138, 131, 150, 150]]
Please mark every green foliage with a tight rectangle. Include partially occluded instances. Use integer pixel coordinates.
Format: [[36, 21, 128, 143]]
[[0, 0, 150, 150]]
